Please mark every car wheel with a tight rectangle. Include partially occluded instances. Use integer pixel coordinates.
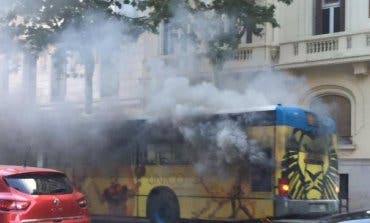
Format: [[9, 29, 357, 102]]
[[148, 190, 180, 223]]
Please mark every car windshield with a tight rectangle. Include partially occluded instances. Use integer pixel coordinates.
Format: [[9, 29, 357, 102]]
[[4, 173, 73, 195]]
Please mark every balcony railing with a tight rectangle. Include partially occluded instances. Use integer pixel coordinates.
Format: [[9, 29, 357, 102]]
[[233, 48, 253, 61], [158, 44, 277, 72], [223, 45, 280, 70], [306, 38, 338, 54], [277, 31, 370, 69]]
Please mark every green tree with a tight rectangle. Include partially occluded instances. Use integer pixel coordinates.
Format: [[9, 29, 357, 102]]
[[4, 0, 142, 54], [0, 0, 292, 102], [120, 0, 293, 65], [2, 0, 143, 107], [4, 0, 292, 67]]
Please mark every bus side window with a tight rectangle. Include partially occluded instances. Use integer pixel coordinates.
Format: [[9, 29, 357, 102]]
[[158, 150, 171, 164], [250, 148, 273, 192], [145, 144, 191, 165], [146, 144, 171, 165], [147, 148, 157, 165], [172, 144, 192, 164]]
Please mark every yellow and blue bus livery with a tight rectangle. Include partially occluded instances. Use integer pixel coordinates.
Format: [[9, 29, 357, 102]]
[[275, 106, 339, 217], [77, 105, 339, 222]]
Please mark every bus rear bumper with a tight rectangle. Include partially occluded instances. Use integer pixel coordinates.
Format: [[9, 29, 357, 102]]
[[274, 198, 339, 218]]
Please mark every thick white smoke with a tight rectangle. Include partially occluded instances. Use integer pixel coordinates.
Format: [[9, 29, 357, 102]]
[[178, 118, 267, 177], [139, 3, 308, 175], [142, 55, 307, 175], [0, 3, 144, 167], [145, 69, 306, 119], [0, 1, 309, 177]]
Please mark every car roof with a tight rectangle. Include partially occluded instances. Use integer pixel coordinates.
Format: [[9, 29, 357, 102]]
[[0, 165, 63, 177]]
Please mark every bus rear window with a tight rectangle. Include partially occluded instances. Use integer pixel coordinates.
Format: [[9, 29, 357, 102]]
[[4, 173, 73, 195], [306, 112, 318, 127]]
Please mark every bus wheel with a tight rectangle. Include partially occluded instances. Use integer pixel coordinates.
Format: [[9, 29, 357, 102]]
[[148, 188, 180, 223]]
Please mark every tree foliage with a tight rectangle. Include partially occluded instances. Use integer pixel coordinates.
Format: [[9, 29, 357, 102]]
[[1, 0, 292, 65], [2, 0, 143, 54], [121, 0, 293, 65]]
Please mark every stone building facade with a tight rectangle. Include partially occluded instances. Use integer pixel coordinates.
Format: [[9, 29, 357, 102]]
[[0, 0, 369, 212], [276, 0, 370, 212]]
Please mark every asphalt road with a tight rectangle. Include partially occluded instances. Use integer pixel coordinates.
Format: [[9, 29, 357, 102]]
[[91, 216, 149, 223], [91, 216, 322, 223]]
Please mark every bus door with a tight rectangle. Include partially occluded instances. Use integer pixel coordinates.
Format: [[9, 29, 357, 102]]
[[242, 126, 275, 219]]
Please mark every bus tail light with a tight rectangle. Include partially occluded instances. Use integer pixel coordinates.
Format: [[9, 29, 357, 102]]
[[335, 186, 340, 194], [278, 178, 290, 197]]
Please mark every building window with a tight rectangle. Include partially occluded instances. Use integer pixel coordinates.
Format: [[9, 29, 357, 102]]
[[367, 34, 370, 46], [315, 0, 345, 35], [293, 43, 299, 55], [163, 23, 175, 55], [310, 95, 351, 144], [246, 30, 253, 44], [346, 36, 352, 49], [100, 64, 119, 97], [163, 22, 187, 55]]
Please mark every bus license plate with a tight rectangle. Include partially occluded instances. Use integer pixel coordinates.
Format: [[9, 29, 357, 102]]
[[309, 204, 327, 212]]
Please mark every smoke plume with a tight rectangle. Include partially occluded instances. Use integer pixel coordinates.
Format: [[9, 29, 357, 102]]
[[0, 1, 309, 177]]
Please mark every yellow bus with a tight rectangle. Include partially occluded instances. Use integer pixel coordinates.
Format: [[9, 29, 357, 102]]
[[77, 105, 339, 222]]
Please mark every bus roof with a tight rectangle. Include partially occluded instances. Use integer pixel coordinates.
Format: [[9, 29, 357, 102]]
[[138, 105, 336, 134], [215, 105, 279, 114], [276, 105, 336, 134], [215, 105, 336, 134]]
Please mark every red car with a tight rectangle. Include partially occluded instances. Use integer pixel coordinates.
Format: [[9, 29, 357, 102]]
[[0, 165, 89, 223]]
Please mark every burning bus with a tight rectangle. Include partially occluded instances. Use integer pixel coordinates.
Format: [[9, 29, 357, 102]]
[[78, 105, 339, 222]]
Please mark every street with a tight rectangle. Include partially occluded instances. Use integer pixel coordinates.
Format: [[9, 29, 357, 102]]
[[0, 1, 370, 223], [90, 216, 324, 223], [91, 216, 149, 223]]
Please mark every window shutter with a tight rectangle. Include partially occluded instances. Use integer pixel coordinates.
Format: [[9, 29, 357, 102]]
[[336, 96, 351, 138], [315, 0, 323, 35], [163, 23, 169, 55], [340, 0, 345, 31], [246, 30, 252, 44]]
